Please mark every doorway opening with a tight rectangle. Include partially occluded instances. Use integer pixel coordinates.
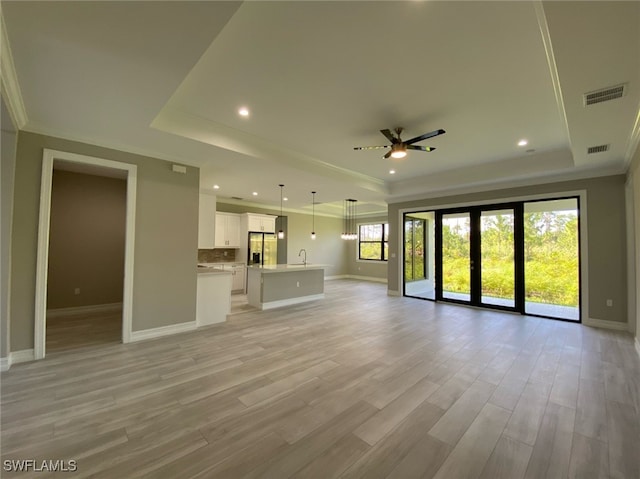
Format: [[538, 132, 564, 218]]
[[35, 149, 137, 359]]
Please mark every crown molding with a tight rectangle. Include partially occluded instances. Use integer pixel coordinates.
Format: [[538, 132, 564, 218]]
[[533, 1, 572, 154], [0, 4, 28, 129], [624, 107, 640, 169]]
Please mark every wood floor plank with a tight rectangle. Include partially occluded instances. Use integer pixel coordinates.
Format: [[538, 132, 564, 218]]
[[354, 376, 439, 446], [243, 400, 377, 478], [478, 435, 533, 479], [385, 433, 452, 479], [431, 403, 512, 479], [567, 432, 609, 479], [340, 400, 446, 479], [523, 401, 576, 479], [502, 382, 549, 446], [428, 380, 496, 446], [606, 399, 640, 479]]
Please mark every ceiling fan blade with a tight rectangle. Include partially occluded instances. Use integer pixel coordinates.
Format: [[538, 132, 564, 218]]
[[383, 150, 392, 159], [380, 129, 398, 143], [353, 146, 390, 150], [406, 145, 436, 152], [404, 129, 446, 145]]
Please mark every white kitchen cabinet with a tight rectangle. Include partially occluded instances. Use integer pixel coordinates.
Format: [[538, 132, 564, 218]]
[[246, 213, 276, 233], [198, 194, 217, 249], [215, 212, 241, 248], [231, 265, 246, 292]]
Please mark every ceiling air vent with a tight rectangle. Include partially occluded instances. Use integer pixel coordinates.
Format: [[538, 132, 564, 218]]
[[587, 144, 609, 154], [231, 196, 243, 200], [584, 84, 625, 106]]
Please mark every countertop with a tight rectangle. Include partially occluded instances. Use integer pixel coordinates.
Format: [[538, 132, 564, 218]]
[[197, 266, 232, 275], [198, 262, 245, 267], [247, 264, 330, 273]]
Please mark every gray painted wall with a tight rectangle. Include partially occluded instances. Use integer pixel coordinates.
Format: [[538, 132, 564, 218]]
[[47, 170, 126, 309], [10, 131, 199, 351], [217, 202, 349, 278], [1, 96, 17, 360], [388, 175, 628, 324], [347, 214, 388, 280]]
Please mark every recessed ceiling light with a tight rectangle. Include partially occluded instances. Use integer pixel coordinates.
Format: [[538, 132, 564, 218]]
[[518, 139, 528, 146], [238, 107, 250, 117], [252, 191, 258, 196], [283, 197, 288, 201], [213, 184, 220, 190], [389, 169, 396, 174]]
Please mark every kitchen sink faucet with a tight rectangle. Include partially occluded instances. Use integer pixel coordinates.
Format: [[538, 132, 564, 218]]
[[298, 249, 307, 265]]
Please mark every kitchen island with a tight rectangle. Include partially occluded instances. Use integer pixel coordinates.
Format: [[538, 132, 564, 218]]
[[247, 264, 329, 310]]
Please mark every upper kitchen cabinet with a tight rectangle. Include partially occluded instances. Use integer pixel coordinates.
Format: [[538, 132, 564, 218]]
[[198, 193, 216, 249], [245, 213, 276, 233], [215, 212, 241, 248]]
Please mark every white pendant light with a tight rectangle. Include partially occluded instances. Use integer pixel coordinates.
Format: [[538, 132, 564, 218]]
[[311, 191, 316, 240], [341, 198, 357, 240], [278, 184, 285, 239]]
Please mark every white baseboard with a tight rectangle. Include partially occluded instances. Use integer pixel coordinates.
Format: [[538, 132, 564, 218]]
[[583, 317, 629, 331], [260, 294, 325, 310], [387, 290, 401, 297], [325, 275, 348, 281], [47, 302, 122, 318], [1, 349, 36, 371], [635, 336, 640, 359], [129, 321, 197, 342], [10, 349, 35, 366], [346, 275, 388, 284]]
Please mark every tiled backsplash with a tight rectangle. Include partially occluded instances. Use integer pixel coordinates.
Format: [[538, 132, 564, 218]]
[[198, 249, 237, 263]]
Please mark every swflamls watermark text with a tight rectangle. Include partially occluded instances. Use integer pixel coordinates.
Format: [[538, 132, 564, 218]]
[[3, 459, 77, 473]]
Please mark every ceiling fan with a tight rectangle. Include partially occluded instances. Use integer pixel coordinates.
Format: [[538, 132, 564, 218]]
[[354, 127, 446, 159]]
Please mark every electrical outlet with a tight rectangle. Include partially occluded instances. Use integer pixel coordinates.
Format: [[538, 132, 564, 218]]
[[74, 287, 80, 295], [606, 299, 613, 307], [296, 281, 300, 287]]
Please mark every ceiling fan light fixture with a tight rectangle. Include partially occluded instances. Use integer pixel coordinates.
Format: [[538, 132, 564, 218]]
[[390, 144, 407, 159]]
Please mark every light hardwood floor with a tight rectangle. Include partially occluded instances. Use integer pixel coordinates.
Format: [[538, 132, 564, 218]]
[[2, 279, 639, 478]]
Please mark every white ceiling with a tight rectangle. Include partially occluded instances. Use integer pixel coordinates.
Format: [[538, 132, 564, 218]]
[[3, 1, 639, 217]]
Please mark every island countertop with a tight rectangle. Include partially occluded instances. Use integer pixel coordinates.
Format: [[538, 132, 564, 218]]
[[247, 264, 330, 273]]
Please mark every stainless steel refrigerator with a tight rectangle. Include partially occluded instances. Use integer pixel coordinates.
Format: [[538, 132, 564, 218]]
[[248, 232, 277, 266]]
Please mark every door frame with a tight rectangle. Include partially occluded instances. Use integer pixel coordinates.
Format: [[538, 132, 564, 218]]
[[34, 149, 137, 359], [435, 203, 521, 312], [397, 190, 588, 321]]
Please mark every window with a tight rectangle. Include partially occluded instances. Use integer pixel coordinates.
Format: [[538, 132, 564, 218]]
[[359, 223, 389, 261]]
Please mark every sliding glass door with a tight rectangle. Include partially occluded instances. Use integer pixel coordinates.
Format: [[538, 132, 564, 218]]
[[436, 206, 518, 311], [404, 213, 435, 300], [480, 209, 516, 308], [524, 199, 579, 320], [440, 212, 471, 302], [420, 197, 580, 321]]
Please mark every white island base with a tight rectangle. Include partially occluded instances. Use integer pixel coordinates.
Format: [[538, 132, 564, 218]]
[[196, 268, 232, 325], [247, 264, 327, 310]]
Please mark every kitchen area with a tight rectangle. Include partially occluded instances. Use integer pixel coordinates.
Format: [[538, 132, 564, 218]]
[[196, 193, 331, 325]]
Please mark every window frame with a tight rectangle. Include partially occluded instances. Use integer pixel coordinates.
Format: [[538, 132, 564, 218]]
[[357, 222, 389, 262]]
